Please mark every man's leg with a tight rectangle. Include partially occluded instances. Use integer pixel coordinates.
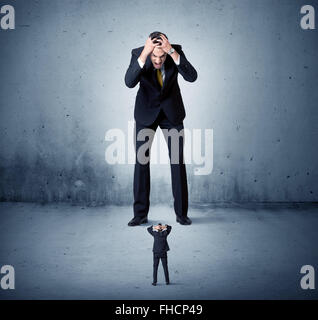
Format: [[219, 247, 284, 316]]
[[153, 254, 160, 284], [133, 120, 157, 219], [161, 255, 170, 284], [159, 115, 189, 219]]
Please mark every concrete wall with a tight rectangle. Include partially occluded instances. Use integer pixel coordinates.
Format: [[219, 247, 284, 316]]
[[0, 0, 317, 204]]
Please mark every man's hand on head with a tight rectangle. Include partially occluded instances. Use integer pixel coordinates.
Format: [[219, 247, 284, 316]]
[[156, 34, 172, 54], [139, 36, 161, 65], [144, 37, 161, 56]]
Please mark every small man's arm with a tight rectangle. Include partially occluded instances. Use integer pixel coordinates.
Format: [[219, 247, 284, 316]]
[[166, 224, 172, 235], [147, 225, 154, 236]]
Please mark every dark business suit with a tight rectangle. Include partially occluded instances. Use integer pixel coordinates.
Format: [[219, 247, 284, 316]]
[[147, 225, 172, 284], [124, 44, 197, 219]]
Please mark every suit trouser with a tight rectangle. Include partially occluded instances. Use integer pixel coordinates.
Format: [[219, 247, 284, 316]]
[[133, 109, 188, 218], [153, 252, 169, 283]]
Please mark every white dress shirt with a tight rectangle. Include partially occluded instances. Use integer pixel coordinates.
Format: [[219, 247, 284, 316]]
[[137, 54, 180, 84]]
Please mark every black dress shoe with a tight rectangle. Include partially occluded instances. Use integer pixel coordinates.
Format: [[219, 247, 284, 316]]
[[152, 282, 157, 286], [166, 281, 170, 285], [176, 216, 192, 225], [128, 216, 148, 226]]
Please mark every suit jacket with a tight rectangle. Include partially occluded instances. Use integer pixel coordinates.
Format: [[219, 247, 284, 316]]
[[147, 225, 172, 254], [124, 44, 197, 126]]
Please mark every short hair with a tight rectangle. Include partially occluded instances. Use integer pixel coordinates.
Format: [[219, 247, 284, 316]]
[[149, 31, 168, 40], [158, 223, 162, 226]]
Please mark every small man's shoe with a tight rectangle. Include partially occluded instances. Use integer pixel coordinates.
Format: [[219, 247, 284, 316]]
[[152, 282, 157, 286], [128, 216, 148, 226], [176, 216, 192, 225], [166, 281, 170, 285]]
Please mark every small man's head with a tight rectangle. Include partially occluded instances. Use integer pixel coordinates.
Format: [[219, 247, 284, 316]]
[[157, 223, 168, 231], [149, 31, 168, 69], [154, 223, 163, 231]]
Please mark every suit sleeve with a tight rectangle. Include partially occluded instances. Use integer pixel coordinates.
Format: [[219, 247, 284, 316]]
[[147, 226, 154, 236], [166, 225, 172, 235], [124, 49, 144, 88], [175, 47, 198, 82]]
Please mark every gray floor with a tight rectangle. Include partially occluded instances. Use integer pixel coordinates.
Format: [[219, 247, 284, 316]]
[[0, 202, 318, 300]]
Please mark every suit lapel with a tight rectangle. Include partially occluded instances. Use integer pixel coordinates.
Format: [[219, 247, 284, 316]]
[[162, 60, 174, 91], [145, 57, 161, 90]]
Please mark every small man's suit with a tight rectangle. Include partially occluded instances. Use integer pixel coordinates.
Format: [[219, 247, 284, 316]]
[[147, 225, 172, 284]]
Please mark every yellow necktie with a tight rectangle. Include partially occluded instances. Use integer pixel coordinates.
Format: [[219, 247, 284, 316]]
[[156, 68, 163, 87]]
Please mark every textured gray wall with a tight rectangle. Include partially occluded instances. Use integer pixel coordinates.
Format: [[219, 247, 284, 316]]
[[0, 0, 317, 204]]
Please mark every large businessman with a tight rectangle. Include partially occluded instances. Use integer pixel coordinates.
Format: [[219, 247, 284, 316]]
[[124, 31, 197, 226]]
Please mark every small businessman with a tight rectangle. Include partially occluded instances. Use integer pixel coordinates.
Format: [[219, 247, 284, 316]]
[[147, 223, 172, 286]]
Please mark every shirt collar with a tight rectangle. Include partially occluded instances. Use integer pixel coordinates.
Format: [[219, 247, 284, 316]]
[[153, 63, 165, 73]]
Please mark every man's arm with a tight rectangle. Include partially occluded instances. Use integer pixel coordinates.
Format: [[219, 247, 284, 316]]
[[166, 225, 172, 235], [175, 47, 197, 82], [155, 34, 197, 83], [124, 37, 159, 88], [170, 50, 180, 65], [147, 225, 154, 236], [124, 49, 144, 88]]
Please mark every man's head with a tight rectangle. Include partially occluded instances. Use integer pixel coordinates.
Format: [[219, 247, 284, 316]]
[[154, 223, 163, 231], [149, 31, 168, 69], [149, 31, 168, 42], [155, 223, 167, 231]]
